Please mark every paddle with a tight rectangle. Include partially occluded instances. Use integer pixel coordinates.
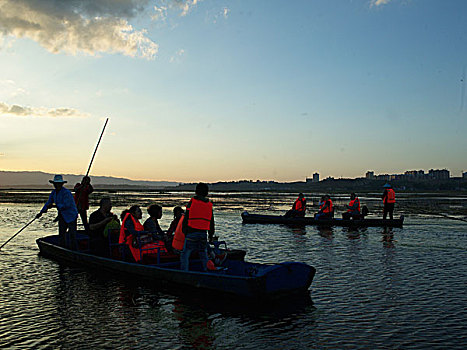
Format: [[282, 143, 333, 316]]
[[75, 118, 109, 212], [1, 119, 110, 249], [0, 218, 36, 250], [85, 118, 109, 178]]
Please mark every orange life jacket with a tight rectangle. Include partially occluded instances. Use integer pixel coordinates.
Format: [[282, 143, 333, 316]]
[[119, 212, 167, 262], [172, 214, 185, 251], [384, 189, 396, 204], [119, 212, 143, 245], [293, 197, 306, 212], [322, 199, 333, 214], [187, 198, 213, 231], [348, 197, 361, 212]]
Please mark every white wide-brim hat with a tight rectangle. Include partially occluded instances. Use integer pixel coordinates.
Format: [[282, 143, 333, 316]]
[[49, 174, 67, 184]]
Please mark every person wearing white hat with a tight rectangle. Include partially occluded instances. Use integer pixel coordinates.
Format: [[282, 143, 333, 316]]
[[36, 175, 79, 250]]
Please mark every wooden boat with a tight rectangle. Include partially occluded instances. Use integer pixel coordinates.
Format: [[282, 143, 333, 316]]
[[241, 212, 404, 228], [36, 235, 316, 300]]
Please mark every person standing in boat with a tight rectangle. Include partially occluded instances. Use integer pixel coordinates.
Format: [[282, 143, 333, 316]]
[[382, 184, 396, 220], [342, 193, 361, 220], [315, 195, 333, 219], [285, 193, 306, 218], [36, 175, 79, 250], [89, 197, 119, 255], [73, 176, 93, 232], [181, 183, 214, 271]]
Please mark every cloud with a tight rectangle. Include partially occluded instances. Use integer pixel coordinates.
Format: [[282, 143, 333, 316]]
[[371, 0, 392, 6], [175, 0, 200, 17], [0, 0, 159, 59], [0, 80, 27, 99], [170, 48, 185, 63], [152, 0, 202, 20], [0, 102, 89, 118]]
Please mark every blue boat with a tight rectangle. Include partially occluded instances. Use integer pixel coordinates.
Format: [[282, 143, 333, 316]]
[[36, 235, 316, 300]]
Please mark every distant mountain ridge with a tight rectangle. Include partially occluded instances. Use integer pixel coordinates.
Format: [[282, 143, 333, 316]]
[[0, 171, 178, 188]]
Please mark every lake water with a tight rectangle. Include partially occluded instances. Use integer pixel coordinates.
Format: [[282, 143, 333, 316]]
[[1, 191, 466, 349]]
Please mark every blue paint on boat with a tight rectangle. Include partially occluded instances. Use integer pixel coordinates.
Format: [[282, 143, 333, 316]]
[[36, 235, 316, 300]]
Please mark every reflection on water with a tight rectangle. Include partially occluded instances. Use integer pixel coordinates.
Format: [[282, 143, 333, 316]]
[[1, 194, 467, 349], [317, 226, 333, 240]]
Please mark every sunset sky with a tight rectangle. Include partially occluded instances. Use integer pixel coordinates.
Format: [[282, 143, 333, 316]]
[[1, 0, 466, 183]]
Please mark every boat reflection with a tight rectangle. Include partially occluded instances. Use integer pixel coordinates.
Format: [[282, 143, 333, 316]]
[[317, 226, 333, 240], [382, 227, 395, 248]]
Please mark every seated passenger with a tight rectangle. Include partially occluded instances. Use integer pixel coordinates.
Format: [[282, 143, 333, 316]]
[[144, 204, 165, 240], [171, 208, 186, 253], [284, 193, 306, 218], [315, 195, 333, 219], [119, 205, 167, 263], [88, 197, 119, 255], [167, 206, 184, 237], [342, 193, 361, 220]]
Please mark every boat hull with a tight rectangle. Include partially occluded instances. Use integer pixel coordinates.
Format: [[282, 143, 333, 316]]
[[242, 212, 404, 228], [36, 236, 315, 300]]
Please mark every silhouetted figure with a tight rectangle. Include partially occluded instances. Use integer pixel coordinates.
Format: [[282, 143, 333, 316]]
[[342, 193, 361, 220], [315, 195, 333, 219], [36, 175, 78, 250], [181, 183, 214, 271], [74, 176, 94, 232], [285, 193, 306, 218], [382, 184, 396, 220]]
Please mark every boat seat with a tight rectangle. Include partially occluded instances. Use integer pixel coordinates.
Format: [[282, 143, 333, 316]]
[[107, 228, 127, 260], [76, 232, 90, 252]]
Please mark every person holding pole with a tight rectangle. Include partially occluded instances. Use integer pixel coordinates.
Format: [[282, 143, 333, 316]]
[[74, 175, 94, 232], [36, 175, 79, 250], [1, 119, 109, 251]]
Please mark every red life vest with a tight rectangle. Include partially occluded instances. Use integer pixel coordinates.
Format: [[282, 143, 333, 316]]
[[119, 212, 143, 245], [187, 198, 213, 231], [293, 197, 306, 212], [119, 213, 167, 262], [323, 199, 333, 214], [384, 189, 396, 204], [172, 214, 185, 251], [74, 184, 92, 210], [348, 197, 361, 212]]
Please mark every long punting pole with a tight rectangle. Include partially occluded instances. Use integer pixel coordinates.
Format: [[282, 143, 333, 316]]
[[0, 218, 36, 250], [86, 118, 109, 177]]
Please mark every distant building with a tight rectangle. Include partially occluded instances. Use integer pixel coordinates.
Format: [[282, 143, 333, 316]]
[[428, 169, 450, 180], [365, 171, 375, 180], [376, 174, 391, 181], [313, 173, 320, 183], [405, 170, 425, 179], [463, 171, 467, 179]]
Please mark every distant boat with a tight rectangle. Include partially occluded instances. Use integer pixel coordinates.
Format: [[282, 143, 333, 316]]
[[241, 212, 404, 228], [36, 235, 316, 300]]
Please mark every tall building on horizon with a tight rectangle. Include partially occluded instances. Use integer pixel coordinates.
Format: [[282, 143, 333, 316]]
[[313, 173, 320, 183]]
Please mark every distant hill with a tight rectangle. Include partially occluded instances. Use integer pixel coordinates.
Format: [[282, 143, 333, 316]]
[[0, 171, 178, 189]]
